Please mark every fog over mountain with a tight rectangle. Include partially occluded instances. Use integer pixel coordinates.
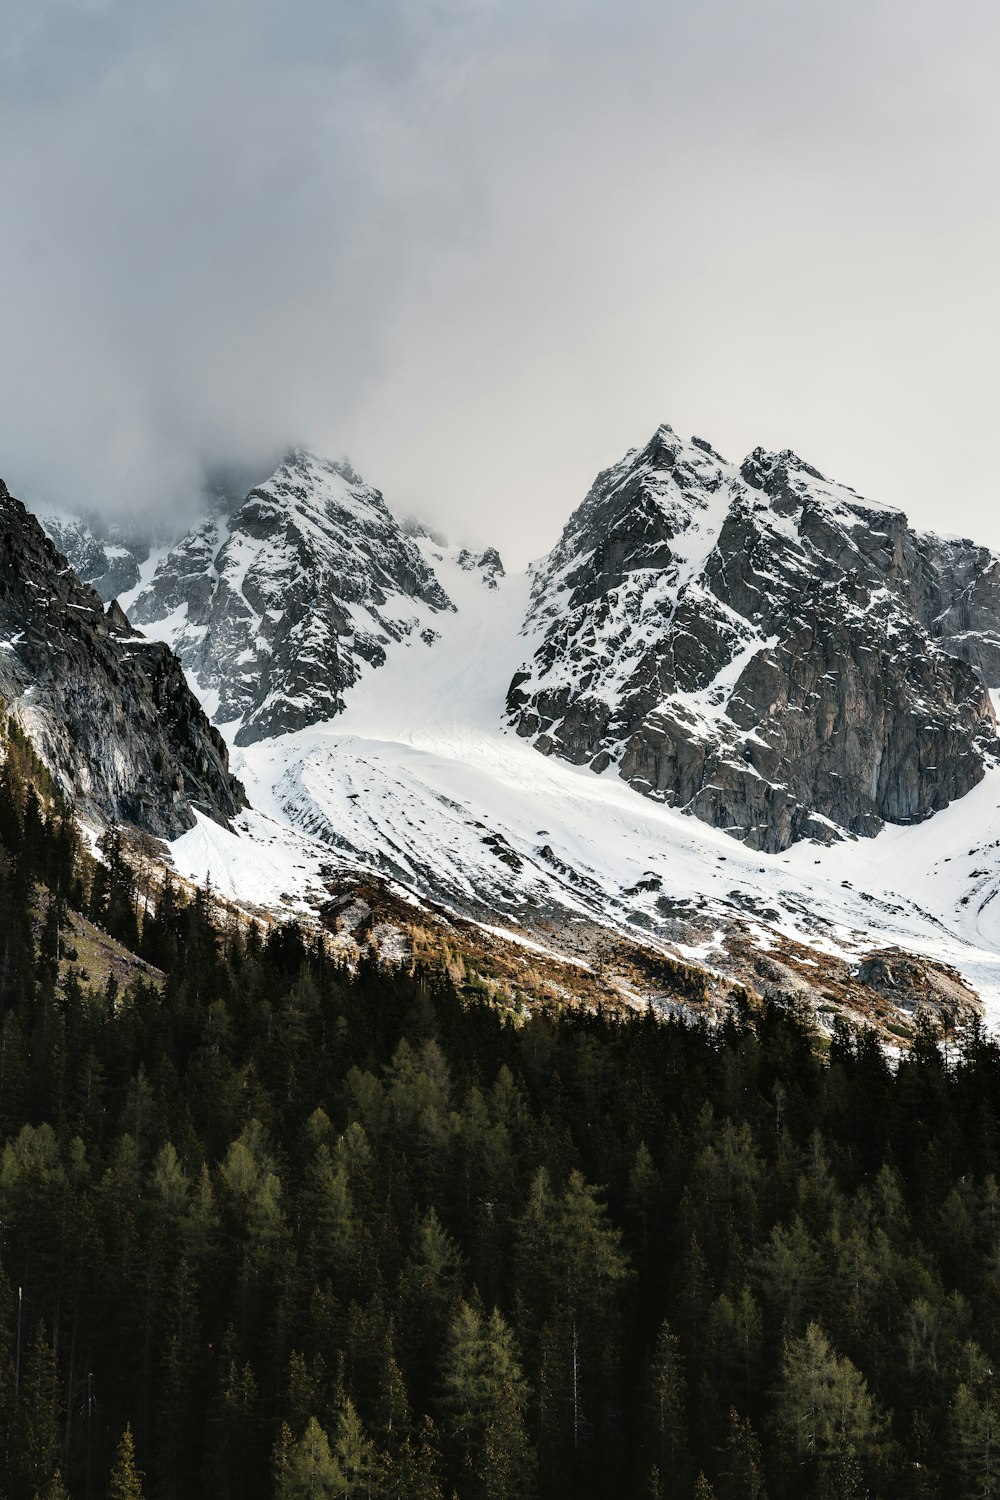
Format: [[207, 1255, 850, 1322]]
[[2, 0, 999, 563]]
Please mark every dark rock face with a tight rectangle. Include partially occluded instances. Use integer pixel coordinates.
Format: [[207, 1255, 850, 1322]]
[[40, 514, 152, 602], [457, 546, 506, 589], [129, 450, 455, 745], [0, 481, 246, 837], [506, 427, 998, 852]]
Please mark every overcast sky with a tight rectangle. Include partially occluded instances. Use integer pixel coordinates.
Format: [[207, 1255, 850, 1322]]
[[2, 0, 998, 564]]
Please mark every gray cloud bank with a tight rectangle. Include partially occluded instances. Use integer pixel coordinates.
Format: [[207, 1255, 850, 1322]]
[[2, 0, 999, 562]]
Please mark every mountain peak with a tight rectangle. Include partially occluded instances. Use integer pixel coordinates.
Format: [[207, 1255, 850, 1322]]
[[277, 446, 361, 485], [128, 453, 455, 744], [507, 427, 999, 852], [741, 445, 827, 491], [635, 423, 730, 473]]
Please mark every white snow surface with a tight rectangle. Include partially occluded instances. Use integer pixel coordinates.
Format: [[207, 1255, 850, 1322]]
[[165, 537, 1000, 1024]]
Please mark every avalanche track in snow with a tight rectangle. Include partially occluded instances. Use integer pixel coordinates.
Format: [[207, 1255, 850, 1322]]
[[164, 539, 1000, 1023]]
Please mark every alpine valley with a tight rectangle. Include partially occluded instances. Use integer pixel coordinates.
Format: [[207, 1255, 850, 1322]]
[[18, 425, 1000, 1037]]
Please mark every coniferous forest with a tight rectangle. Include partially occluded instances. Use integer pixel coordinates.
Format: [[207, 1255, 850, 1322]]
[[5, 732, 1000, 1497]]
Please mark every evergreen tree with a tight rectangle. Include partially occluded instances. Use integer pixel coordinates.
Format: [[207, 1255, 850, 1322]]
[[627, 1141, 660, 1274], [203, 1328, 260, 1499], [645, 1320, 687, 1486], [949, 1342, 1000, 1500], [717, 1409, 767, 1500], [331, 1395, 376, 1495], [109, 1424, 145, 1500], [275, 1416, 342, 1500], [17, 1321, 60, 1500], [376, 1416, 443, 1500], [399, 1207, 463, 1402], [440, 1302, 534, 1500], [777, 1323, 886, 1497]]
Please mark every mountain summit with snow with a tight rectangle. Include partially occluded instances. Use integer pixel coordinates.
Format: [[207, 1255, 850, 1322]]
[[126, 450, 459, 745], [507, 425, 999, 851]]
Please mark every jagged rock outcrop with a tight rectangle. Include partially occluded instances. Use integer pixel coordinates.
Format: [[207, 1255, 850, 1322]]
[[129, 450, 456, 744], [40, 513, 153, 602], [506, 426, 998, 852], [457, 546, 506, 589], [0, 480, 246, 837]]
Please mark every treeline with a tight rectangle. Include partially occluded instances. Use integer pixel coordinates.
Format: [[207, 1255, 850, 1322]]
[[3, 731, 1000, 1495]]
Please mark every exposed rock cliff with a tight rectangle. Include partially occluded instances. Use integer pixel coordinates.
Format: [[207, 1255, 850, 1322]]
[[506, 427, 998, 852], [0, 480, 246, 837]]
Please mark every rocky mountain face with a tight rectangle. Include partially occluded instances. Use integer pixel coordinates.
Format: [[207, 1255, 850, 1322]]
[[40, 513, 153, 602], [458, 545, 505, 589], [129, 451, 456, 745], [0, 480, 246, 837], [506, 427, 999, 852]]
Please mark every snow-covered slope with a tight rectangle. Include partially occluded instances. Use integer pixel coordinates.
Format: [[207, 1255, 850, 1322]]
[[158, 529, 1000, 1024]]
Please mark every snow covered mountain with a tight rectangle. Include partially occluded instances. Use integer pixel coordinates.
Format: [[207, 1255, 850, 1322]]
[[507, 427, 1000, 852], [125, 450, 472, 745], [27, 427, 1000, 1027], [170, 523, 1000, 1029]]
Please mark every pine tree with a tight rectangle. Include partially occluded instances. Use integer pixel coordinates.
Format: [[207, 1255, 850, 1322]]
[[627, 1141, 660, 1273], [717, 1409, 767, 1500], [203, 1327, 260, 1500], [756, 1216, 820, 1334], [331, 1395, 376, 1495], [949, 1341, 1000, 1500], [376, 1416, 443, 1500], [778, 1323, 886, 1497], [17, 1321, 61, 1500], [303, 1143, 354, 1287], [274, 1416, 343, 1500], [399, 1206, 463, 1400], [373, 1335, 411, 1446], [154, 1256, 201, 1498], [109, 1424, 144, 1500], [645, 1320, 687, 1486], [440, 1302, 534, 1500], [520, 1168, 630, 1457]]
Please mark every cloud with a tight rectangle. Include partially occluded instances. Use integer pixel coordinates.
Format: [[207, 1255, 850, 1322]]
[[1, 0, 999, 561]]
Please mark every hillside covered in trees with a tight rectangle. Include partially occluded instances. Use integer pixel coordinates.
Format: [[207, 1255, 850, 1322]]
[[2, 717, 1000, 1498]]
